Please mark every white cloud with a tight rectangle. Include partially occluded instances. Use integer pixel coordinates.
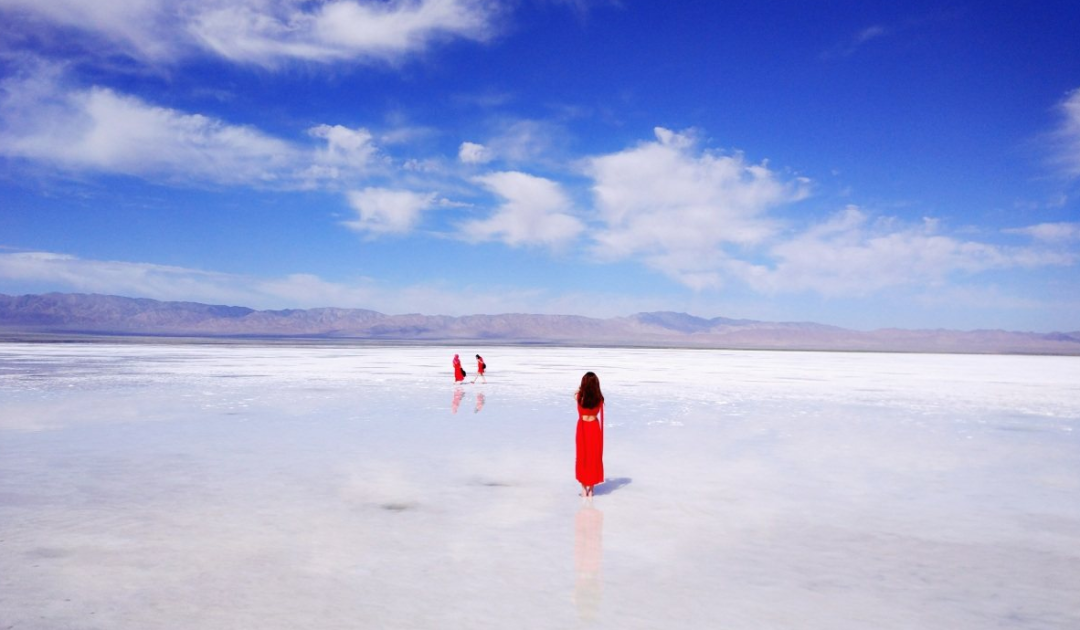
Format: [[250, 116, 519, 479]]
[[584, 126, 810, 288], [0, 63, 298, 185], [1004, 222, 1080, 242], [739, 206, 1076, 296], [310, 0, 496, 58], [299, 124, 385, 185], [459, 171, 583, 247], [344, 187, 439, 235], [458, 141, 491, 164], [311, 124, 378, 168], [0, 0, 501, 67]]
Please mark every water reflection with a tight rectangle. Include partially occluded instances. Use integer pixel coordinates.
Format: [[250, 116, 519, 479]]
[[573, 499, 604, 621], [450, 389, 486, 415]]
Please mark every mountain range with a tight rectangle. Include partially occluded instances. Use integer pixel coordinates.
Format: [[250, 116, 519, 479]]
[[1, 292, 1078, 355]]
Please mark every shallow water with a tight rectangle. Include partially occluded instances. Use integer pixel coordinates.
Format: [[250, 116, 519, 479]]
[[1, 343, 1078, 629]]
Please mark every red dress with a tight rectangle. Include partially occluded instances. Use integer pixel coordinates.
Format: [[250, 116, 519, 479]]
[[575, 401, 604, 486], [476, 356, 485, 375], [453, 357, 465, 382]]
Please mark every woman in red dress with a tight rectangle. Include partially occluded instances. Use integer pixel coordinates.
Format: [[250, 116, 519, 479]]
[[575, 371, 605, 497], [472, 354, 487, 383], [452, 354, 465, 382]]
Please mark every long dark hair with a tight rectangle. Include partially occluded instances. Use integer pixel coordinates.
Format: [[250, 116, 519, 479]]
[[577, 371, 604, 409]]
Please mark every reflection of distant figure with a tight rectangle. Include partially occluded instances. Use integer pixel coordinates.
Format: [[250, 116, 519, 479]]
[[573, 500, 604, 620], [575, 371, 605, 497], [453, 354, 465, 383], [451, 387, 464, 414], [474, 392, 485, 413], [472, 354, 487, 384]]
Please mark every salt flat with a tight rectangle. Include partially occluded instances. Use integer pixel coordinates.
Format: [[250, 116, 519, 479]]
[[1, 342, 1078, 629]]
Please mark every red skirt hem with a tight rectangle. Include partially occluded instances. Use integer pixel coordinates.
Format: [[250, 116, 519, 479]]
[[575, 419, 604, 486]]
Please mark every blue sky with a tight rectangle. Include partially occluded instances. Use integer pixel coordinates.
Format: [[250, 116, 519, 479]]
[[1, 0, 1079, 331]]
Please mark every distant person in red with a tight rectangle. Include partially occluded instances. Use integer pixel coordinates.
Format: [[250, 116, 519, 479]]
[[472, 354, 487, 383], [453, 354, 465, 383], [575, 371, 605, 497]]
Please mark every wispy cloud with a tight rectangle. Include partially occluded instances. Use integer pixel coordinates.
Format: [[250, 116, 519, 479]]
[[738, 207, 1076, 295], [1049, 88, 1080, 179], [0, 250, 651, 316], [0, 60, 390, 187], [0, 61, 299, 184], [541, 0, 620, 21], [0, 251, 261, 305], [1004, 221, 1080, 242], [476, 119, 569, 166], [0, 0, 183, 61], [820, 23, 889, 60], [190, 0, 501, 67], [856, 25, 888, 43], [0, 0, 502, 67]]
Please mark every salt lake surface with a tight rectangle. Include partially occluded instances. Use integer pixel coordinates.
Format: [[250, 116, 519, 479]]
[[1, 342, 1078, 629]]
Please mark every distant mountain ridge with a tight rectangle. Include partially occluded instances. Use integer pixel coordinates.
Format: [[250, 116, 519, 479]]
[[1, 292, 1078, 355]]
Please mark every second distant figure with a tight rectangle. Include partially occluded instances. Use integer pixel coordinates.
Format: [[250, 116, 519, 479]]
[[453, 354, 466, 383], [472, 354, 487, 383], [575, 371, 605, 497]]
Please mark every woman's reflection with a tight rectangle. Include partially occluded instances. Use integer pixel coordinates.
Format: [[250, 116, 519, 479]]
[[451, 387, 464, 414], [474, 392, 486, 413], [573, 499, 604, 620]]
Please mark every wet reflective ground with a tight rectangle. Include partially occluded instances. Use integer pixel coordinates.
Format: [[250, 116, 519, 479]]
[[2, 342, 1078, 629]]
